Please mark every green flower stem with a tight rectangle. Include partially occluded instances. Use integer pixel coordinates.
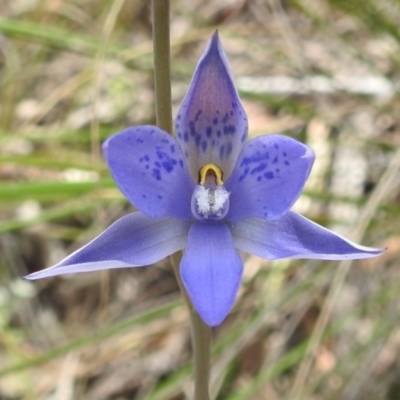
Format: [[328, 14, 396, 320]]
[[171, 252, 211, 400], [151, 2, 211, 399], [152, 0, 173, 134], [190, 307, 212, 400]]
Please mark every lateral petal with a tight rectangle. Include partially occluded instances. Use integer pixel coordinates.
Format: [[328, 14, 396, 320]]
[[176, 32, 248, 181], [26, 212, 190, 279], [104, 126, 195, 220], [225, 134, 315, 221], [230, 212, 384, 260], [180, 222, 243, 326]]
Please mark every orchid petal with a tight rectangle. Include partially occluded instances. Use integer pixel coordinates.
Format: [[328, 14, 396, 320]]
[[176, 32, 248, 182], [25, 212, 190, 279], [104, 126, 195, 220], [230, 211, 384, 260], [180, 222, 243, 326], [225, 134, 314, 221]]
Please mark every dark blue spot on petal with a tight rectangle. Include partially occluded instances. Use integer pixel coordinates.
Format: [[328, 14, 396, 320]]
[[284, 160, 290, 166], [189, 121, 196, 136], [250, 163, 267, 174], [152, 169, 161, 180], [223, 125, 236, 135], [206, 126, 212, 137], [213, 118, 218, 125], [238, 167, 249, 182], [194, 109, 202, 122], [219, 145, 225, 159], [264, 171, 274, 179], [202, 141, 207, 152], [156, 151, 165, 160], [195, 134, 201, 147], [240, 152, 269, 167], [226, 142, 233, 157]]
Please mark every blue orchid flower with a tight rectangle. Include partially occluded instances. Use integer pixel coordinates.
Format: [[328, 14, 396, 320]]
[[26, 32, 383, 326]]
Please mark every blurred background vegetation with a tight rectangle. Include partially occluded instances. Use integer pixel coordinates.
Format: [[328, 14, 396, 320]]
[[1, 0, 400, 399]]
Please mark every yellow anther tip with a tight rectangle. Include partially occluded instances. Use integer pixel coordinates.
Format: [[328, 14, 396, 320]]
[[199, 163, 224, 186]]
